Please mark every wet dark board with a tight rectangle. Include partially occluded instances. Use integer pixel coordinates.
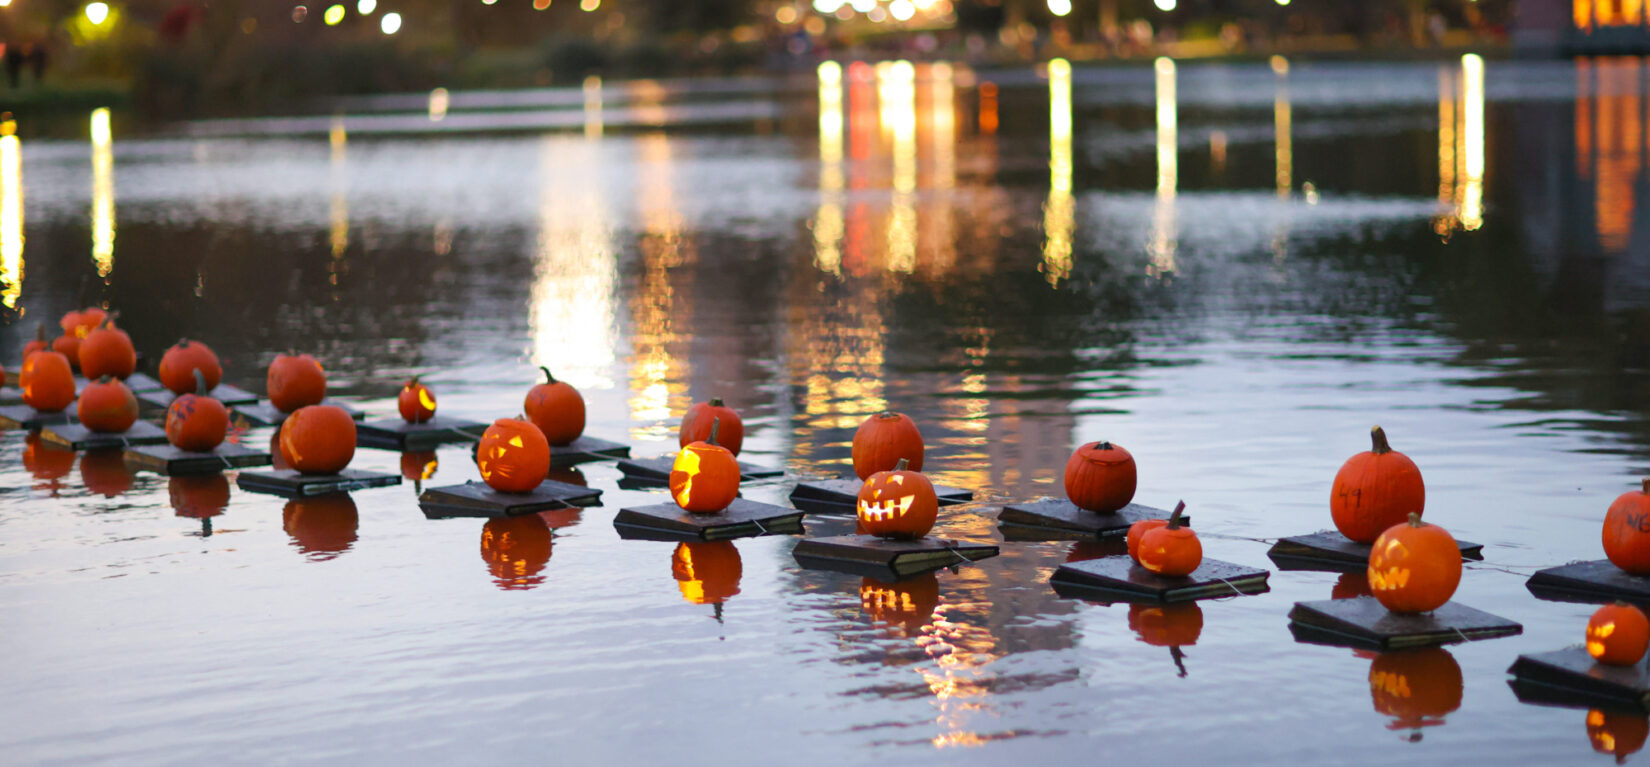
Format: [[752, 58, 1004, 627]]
[[613, 498, 804, 542], [39, 421, 167, 451], [124, 443, 272, 476], [1267, 530, 1485, 573], [355, 416, 487, 451], [1287, 597, 1523, 651], [792, 535, 998, 578], [614, 454, 785, 485], [1049, 555, 1270, 604], [996, 499, 1184, 539], [124, 373, 164, 393], [236, 468, 401, 498], [137, 383, 260, 410], [1507, 647, 1650, 712], [788, 478, 972, 514], [231, 400, 364, 428], [1526, 560, 1650, 606], [419, 480, 601, 519], [0, 403, 78, 429], [0, 386, 19, 405], [547, 436, 630, 467]]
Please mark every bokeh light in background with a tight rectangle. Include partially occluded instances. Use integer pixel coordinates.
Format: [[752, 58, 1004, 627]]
[[356, 0, 376, 13], [292, 5, 308, 22], [1155, 0, 1176, 11], [380, 11, 401, 34], [323, 4, 345, 25], [1048, 0, 1072, 16], [84, 2, 108, 25]]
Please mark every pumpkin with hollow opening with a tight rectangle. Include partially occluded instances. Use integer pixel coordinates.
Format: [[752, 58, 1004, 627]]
[[669, 417, 739, 513], [1367, 513, 1461, 614], [1587, 602, 1650, 666], [860, 573, 940, 638], [672, 541, 742, 606], [1137, 501, 1201, 577], [398, 377, 437, 424], [1367, 647, 1462, 741], [856, 458, 939, 541], [476, 417, 550, 493], [1588, 708, 1650, 764]]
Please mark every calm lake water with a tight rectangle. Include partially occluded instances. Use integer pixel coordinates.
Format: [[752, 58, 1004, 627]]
[[3, 55, 1650, 765]]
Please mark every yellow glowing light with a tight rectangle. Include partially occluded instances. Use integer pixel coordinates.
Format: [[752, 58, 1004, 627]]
[[816, 61, 845, 275], [85, 2, 109, 25], [90, 108, 114, 281], [532, 0, 549, 8], [673, 448, 701, 506], [0, 1, 12, 7], [776, 6, 798, 23], [428, 87, 450, 122], [580, 0, 599, 10], [329, 117, 348, 261], [1276, 0, 1290, 5], [1591, 710, 1607, 727], [1044, 57, 1073, 286], [1459, 53, 1485, 231], [889, 0, 915, 21], [324, 4, 345, 24], [357, 0, 376, 13], [1275, 74, 1292, 198], [1048, 0, 1072, 15], [380, 11, 400, 33], [880, 60, 917, 273], [1, 133, 22, 310], [418, 388, 436, 411], [584, 75, 603, 138], [1149, 58, 1177, 278], [1154, 0, 1175, 10]]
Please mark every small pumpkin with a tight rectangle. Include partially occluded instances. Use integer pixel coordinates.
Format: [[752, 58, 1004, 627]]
[[680, 397, 744, 456], [72, 307, 107, 336], [476, 417, 551, 493], [22, 323, 49, 361], [398, 376, 437, 423], [1127, 518, 1169, 564], [856, 457, 939, 540], [77, 375, 138, 433], [670, 418, 740, 513], [1138, 501, 1201, 577], [1588, 708, 1650, 764], [1331, 425, 1426, 544], [79, 448, 133, 498], [480, 514, 554, 590], [1368, 647, 1463, 738], [851, 411, 924, 480], [57, 309, 84, 336], [78, 313, 135, 380], [282, 493, 359, 561], [50, 334, 81, 369], [671, 541, 743, 606], [1367, 512, 1461, 613], [158, 339, 222, 395], [1129, 602, 1203, 676], [279, 404, 357, 475], [267, 352, 326, 413], [1588, 602, 1650, 666], [1604, 479, 1650, 575], [1065, 440, 1137, 512], [861, 573, 940, 637], [164, 370, 229, 453], [20, 350, 76, 412], [523, 367, 585, 446]]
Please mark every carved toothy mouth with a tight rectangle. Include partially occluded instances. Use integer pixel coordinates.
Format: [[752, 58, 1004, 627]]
[[858, 495, 914, 522]]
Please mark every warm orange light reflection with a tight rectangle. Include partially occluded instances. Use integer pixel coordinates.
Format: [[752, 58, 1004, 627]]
[[626, 132, 691, 442], [1, 128, 22, 309], [1148, 57, 1177, 278], [532, 136, 616, 391], [90, 108, 114, 280], [1043, 58, 1074, 286]]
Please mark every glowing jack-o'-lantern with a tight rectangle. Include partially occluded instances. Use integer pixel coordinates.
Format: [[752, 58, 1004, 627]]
[[851, 411, 924, 480], [1367, 513, 1461, 614], [282, 493, 359, 561], [1065, 440, 1137, 513], [1332, 425, 1426, 544], [1138, 501, 1201, 577], [860, 573, 940, 637], [1368, 647, 1463, 741], [398, 377, 437, 424], [1604, 479, 1650, 575], [856, 458, 939, 540], [401, 450, 438, 493], [170, 474, 230, 536], [480, 514, 553, 591], [476, 417, 551, 493], [1129, 602, 1203, 676], [79, 448, 133, 498], [1127, 518, 1168, 564], [672, 541, 742, 607], [670, 418, 740, 513], [1588, 709, 1650, 764], [1587, 602, 1650, 666], [20, 350, 75, 413]]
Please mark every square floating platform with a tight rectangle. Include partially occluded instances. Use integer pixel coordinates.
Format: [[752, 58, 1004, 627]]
[[138, 383, 260, 410], [356, 416, 487, 451], [419, 479, 602, 519], [124, 373, 164, 393], [125, 443, 272, 476], [236, 468, 401, 498], [39, 421, 167, 451], [613, 498, 804, 542], [1508, 647, 1650, 712], [548, 436, 630, 467], [614, 454, 785, 486], [0, 385, 20, 405], [231, 400, 364, 428], [1288, 596, 1522, 651], [1050, 555, 1270, 604], [1267, 530, 1485, 573], [997, 499, 1184, 540], [1526, 560, 1650, 606], [788, 478, 972, 514], [0, 403, 78, 430], [792, 534, 998, 578]]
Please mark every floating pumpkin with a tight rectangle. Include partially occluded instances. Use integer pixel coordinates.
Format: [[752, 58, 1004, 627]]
[[1588, 602, 1650, 666], [1604, 479, 1650, 575], [476, 417, 550, 493], [158, 339, 222, 395], [480, 514, 553, 590], [670, 418, 740, 513], [20, 350, 75, 412], [78, 314, 135, 380], [851, 411, 924, 480], [680, 397, 743, 456], [279, 404, 357, 475], [1588, 709, 1650, 764], [1129, 602, 1203, 676], [77, 376, 138, 434], [1368, 647, 1462, 739], [856, 458, 939, 540], [165, 371, 229, 453], [861, 573, 940, 637], [1138, 501, 1201, 576], [71, 307, 107, 336], [1065, 440, 1137, 513], [1368, 513, 1461, 614], [1331, 425, 1426, 544], [79, 448, 132, 498], [672, 541, 742, 606], [1332, 573, 1375, 600], [57, 309, 83, 336], [267, 352, 326, 413], [23, 432, 74, 481], [398, 377, 437, 424], [1127, 518, 1170, 564], [282, 493, 359, 561], [523, 367, 585, 446], [50, 334, 81, 369], [22, 323, 48, 361]]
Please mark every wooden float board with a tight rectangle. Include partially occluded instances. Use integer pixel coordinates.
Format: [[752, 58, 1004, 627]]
[[236, 468, 401, 498], [615, 454, 785, 485], [1288, 597, 1522, 651], [39, 421, 167, 451], [547, 436, 630, 467], [997, 499, 1184, 539], [0, 403, 78, 429], [1525, 560, 1650, 606], [419, 480, 601, 519], [1267, 529, 1485, 573], [231, 399, 364, 428], [614, 498, 804, 542], [1507, 647, 1650, 712], [789, 478, 972, 514], [792, 534, 998, 578], [124, 443, 271, 476], [355, 416, 487, 451], [137, 383, 260, 410], [1050, 555, 1270, 604]]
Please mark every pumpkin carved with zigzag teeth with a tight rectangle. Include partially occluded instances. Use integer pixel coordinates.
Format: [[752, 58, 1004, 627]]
[[856, 458, 938, 540]]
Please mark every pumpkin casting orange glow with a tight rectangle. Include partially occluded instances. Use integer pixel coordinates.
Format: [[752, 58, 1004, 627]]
[[1587, 602, 1650, 666], [670, 418, 740, 513], [476, 417, 551, 493], [398, 377, 437, 424], [1367, 513, 1461, 614], [1138, 501, 1201, 577], [856, 458, 939, 540]]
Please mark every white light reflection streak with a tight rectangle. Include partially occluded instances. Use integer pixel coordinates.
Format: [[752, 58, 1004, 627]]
[[815, 61, 845, 275], [1147, 58, 1176, 278], [584, 76, 604, 139], [1459, 53, 1485, 231], [532, 136, 616, 389], [882, 60, 917, 273], [90, 108, 113, 280], [1, 127, 20, 309], [627, 133, 689, 441], [1043, 58, 1073, 286]]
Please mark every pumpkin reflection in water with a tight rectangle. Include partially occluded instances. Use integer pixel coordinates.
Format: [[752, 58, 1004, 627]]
[[78, 449, 132, 498], [1332, 573, 1375, 600], [671, 541, 742, 620], [1367, 647, 1463, 741], [1065, 538, 1128, 563], [1588, 709, 1650, 764], [282, 492, 359, 561], [24, 433, 74, 495], [861, 573, 940, 638], [479, 514, 553, 590], [400, 450, 438, 493], [1128, 603, 1203, 677], [170, 474, 230, 536]]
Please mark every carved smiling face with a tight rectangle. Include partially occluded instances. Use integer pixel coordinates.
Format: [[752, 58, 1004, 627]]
[[476, 418, 550, 494], [855, 461, 938, 540]]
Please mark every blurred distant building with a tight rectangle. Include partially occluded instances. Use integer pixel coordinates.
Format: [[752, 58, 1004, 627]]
[[1518, 0, 1650, 53]]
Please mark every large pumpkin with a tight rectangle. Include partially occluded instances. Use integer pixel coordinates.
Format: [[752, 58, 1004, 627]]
[[860, 573, 940, 637], [398, 377, 437, 424], [78, 315, 135, 380], [1588, 602, 1650, 666], [856, 458, 939, 540], [670, 418, 740, 513], [1138, 501, 1201, 577], [1065, 441, 1137, 512], [1588, 709, 1650, 763], [20, 350, 75, 412], [282, 493, 359, 561], [851, 411, 924, 480], [680, 397, 743, 456], [476, 417, 550, 493], [1368, 513, 1461, 613], [77, 376, 138, 433], [480, 514, 553, 590], [158, 339, 222, 395], [1603, 479, 1650, 575], [164, 371, 229, 453], [279, 404, 357, 475], [267, 352, 327, 413], [523, 367, 585, 446], [1368, 647, 1463, 738], [1331, 425, 1426, 544], [79, 448, 133, 498], [672, 541, 743, 605]]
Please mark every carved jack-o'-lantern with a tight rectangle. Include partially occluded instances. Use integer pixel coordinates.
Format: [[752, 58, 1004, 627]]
[[1137, 501, 1201, 577], [860, 573, 940, 637], [672, 541, 742, 607], [1367, 647, 1463, 741], [400, 450, 438, 492], [1588, 602, 1650, 666], [856, 458, 939, 540], [1129, 602, 1203, 676], [669, 418, 740, 513], [1588, 709, 1650, 764], [480, 514, 553, 591], [398, 377, 437, 424], [1367, 513, 1461, 614], [476, 417, 551, 493], [282, 493, 359, 561]]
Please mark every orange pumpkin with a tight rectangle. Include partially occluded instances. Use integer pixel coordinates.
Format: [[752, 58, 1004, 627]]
[[861, 573, 940, 637], [78, 314, 135, 380], [1588, 602, 1650, 666], [71, 307, 107, 336], [680, 397, 743, 456], [480, 514, 554, 590], [77, 376, 138, 433], [50, 334, 81, 369], [22, 323, 49, 361], [523, 367, 585, 446], [158, 339, 222, 395], [169, 474, 230, 519], [282, 493, 358, 560], [1065, 440, 1137, 512], [1127, 518, 1169, 564], [165, 371, 229, 452], [1368, 513, 1461, 613], [1588, 709, 1650, 763], [670, 418, 740, 513], [1604, 479, 1650, 575], [79, 448, 132, 498], [672, 541, 743, 605], [57, 309, 83, 336], [279, 404, 357, 475], [856, 458, 939, 540], [851, 411, 924, 480], [1368, 647, 1463, 738], [1129, 602, 1203, 675], [1138, 501, 1201, 577], [476, 417, 551, 493], [1331, 425, 1426, 544], [20, 350, 75, 412], [398, 377, 437, 423], [267, 352, 326, 413]]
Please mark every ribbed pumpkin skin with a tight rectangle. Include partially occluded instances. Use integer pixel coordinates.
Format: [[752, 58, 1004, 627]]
[[77, 377, 138, 433], [20, 351, 76, 412], [158, 340, 222, 395], [679, 399, 744, 456], [523, 368, 585, 446], [78, 323, 136, 380], [851, 412, 924, 480], [1367, 515, 1461, 614], [267, 354, 327, 414], [1331, 427, 1425, 544], [279, 405, 358, 475], [1603, 482, 1650, 575], [1064, 441, 1137, 512]]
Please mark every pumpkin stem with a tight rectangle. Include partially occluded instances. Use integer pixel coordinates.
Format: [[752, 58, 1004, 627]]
[[99, 311, 118, 329], [98, 374, 112, 384], [1642, 478, 1649, 495], [540, 366, 557, 385], [710, 397, 724, 407], [407, 375, 420, 387], [1408, 512, 1423, 528], [193, 369, 208, 396], [878, 411, 898, 420], [1370, 426, 1393, 455], [1166, 501, 1186, 530], [895, 458, 910, 471], [708, 418, 721, 446], [1097, 440, 1112, 451], [34, 323, 45, 341]]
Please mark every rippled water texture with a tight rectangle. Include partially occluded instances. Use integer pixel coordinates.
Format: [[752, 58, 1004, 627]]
[[3, 57, 1650, 764]]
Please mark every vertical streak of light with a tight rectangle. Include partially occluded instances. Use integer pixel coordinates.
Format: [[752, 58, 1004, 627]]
[[584, 75, 604, 139], [927, 62, 958, 274], [532, 136, 616, 389], [1043, 58, 1073, 286], [883, 60, 917, 273], [815, 61, 845, 275], [1, 129, 22, 310], [1274, 70, 1292, 199], [1147, 58, 1176, 278], [628, 133, 688, 440], [1459, 53, 1485, 231], [1435, 67, 1457, 235], [90, 108, 114, 281], [329, 118, 349, 267]]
